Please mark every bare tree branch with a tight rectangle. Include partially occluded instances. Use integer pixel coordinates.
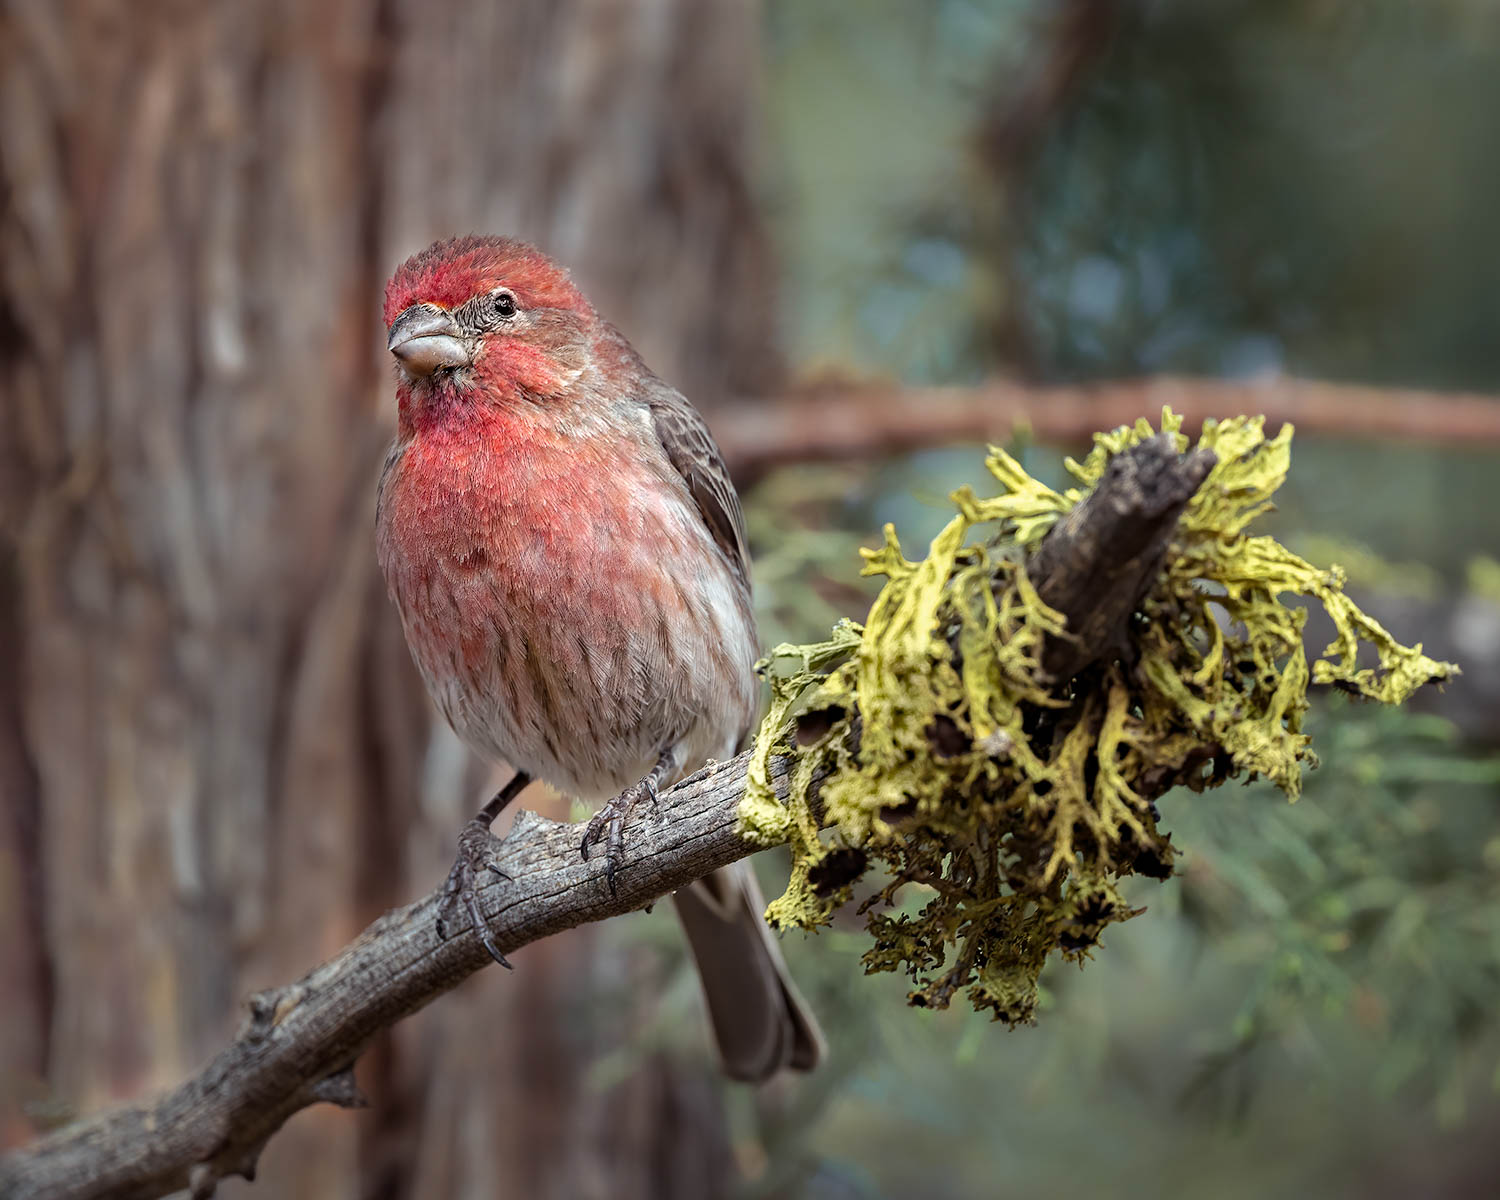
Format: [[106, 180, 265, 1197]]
[[718, 375, 1500, 482], [0, 437, 1214, 1200], [1028, 435, 1214, 680]]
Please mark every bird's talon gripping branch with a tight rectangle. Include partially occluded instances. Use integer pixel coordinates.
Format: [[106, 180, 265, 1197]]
[[432, 771, 532, 969], [579, 753, 677, 895], [436, 819, 514, 968], [578, 790, 631, 862]]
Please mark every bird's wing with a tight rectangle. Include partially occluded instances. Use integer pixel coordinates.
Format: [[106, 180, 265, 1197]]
[[645, 384, 751, 586]]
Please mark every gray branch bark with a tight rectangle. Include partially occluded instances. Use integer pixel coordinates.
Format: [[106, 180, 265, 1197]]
[[1030, 435, 1216, 680], [0, 435, 1214, 1200]]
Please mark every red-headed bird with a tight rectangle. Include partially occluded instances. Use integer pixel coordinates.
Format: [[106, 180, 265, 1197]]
[[376, 235, 822, 1081]]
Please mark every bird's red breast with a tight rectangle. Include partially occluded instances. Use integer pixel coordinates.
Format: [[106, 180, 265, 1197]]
[[377, 395, 757, 800]]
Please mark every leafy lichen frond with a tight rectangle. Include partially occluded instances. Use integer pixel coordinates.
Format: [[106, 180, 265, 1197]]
[[741, 410, 1458, 1024]]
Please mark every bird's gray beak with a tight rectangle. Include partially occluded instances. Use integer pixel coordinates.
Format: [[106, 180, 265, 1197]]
[[387, 304, 470, 377]]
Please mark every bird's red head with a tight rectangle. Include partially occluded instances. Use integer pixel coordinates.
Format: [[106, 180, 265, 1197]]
[[382, 235, 591, 327], [383, 236, 598, 431]]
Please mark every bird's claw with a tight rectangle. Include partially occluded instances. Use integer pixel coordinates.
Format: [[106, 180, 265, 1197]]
[[579, 778, 657, 897], [437, 817, 513, 968]]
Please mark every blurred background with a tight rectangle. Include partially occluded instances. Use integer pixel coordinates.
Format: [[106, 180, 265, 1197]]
[[3, 1, 1500, 1197]]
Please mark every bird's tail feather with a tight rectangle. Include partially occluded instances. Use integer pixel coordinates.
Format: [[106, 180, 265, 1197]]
[[671, 861, 825, 1082]]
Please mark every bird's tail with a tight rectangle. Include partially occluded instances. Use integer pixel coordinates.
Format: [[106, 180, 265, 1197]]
[[671, 860, 825, 1082]]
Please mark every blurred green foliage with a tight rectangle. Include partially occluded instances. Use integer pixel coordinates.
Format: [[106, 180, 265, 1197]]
[[767, 0, 1500, 392], [1011, 0, 1500, 388], [1167, 705, 1500, 1123]]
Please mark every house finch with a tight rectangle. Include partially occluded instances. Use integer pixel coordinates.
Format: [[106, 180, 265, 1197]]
[[376, 235, 822, 1081]]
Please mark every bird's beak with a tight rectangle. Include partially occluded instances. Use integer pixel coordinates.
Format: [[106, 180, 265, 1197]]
[[387, 304, 470, 377]]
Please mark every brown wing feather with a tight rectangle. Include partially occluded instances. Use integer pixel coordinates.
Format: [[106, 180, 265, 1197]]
[[646, 386, 751, 586]]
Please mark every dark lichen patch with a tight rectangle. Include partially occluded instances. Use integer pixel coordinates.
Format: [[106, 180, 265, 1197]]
[[807, 847, 868, 897], [740, 411, 1457, 1025], [926, 713, 970, 758], [795, 705, 847, 747]]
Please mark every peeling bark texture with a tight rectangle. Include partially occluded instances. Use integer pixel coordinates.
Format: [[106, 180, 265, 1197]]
[[0, 436, 1214, 1200], [0, 1, 772, 1197]]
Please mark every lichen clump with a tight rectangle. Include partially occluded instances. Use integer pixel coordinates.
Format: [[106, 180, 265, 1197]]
[[740, 410, 1456, 1024]]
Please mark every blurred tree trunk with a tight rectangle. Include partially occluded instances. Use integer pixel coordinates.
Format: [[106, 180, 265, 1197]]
[[0, 1, 774, 1197]]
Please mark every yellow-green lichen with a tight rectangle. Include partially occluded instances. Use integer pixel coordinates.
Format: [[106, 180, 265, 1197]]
[[740, 410, 1458, 1024]]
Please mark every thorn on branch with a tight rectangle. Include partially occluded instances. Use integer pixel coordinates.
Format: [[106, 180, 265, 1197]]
[[188, 1162, 219, 1200], [309, 1064, 368, 1110], [235, 1141, 266, 1182]]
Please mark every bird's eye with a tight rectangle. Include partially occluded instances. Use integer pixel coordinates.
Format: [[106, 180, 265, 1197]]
[[492, 291, 517, 319]]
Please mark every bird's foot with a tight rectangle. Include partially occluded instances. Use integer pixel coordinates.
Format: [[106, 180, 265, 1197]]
[[579, 773, 663, 897], [436, 818, 514, 968]]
